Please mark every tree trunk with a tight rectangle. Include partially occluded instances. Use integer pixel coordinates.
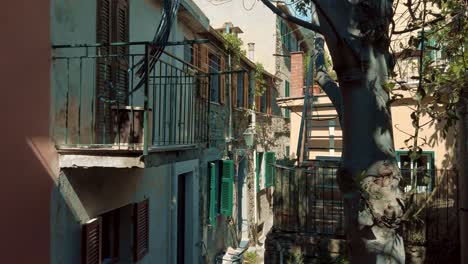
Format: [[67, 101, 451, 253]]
[[315, 1, 405, 262], [260, 0, 406, 262], [336, 61, 405, 263]]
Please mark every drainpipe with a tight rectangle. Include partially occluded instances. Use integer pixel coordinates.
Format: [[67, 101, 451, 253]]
[[226, 23, 233, 145], [249, 69, 258, 227]]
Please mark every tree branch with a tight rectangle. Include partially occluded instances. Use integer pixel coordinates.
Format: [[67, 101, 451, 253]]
[[314, 36, 343, 120], [310, 0, 342, 45], [392, 16, 444, 34], [259, 0, 323, 34]]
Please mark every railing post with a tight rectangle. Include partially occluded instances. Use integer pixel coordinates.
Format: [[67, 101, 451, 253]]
[[143, 44, 150, 155]]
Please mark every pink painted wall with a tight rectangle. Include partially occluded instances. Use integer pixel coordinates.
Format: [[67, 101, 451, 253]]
[[0, 0, 52, 262]]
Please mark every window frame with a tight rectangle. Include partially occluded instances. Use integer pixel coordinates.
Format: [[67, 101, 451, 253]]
[[396, 150, 435, 192]]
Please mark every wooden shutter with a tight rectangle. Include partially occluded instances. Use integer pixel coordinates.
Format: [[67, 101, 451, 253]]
[[95, 0, 129, 144], [231, 73, 237, 108], [192, 44, 199, 67], [255, 95, 261, 112], [220, 56, 226, 104], [200, 45, 209, 99], [133, 199, 149, 261], [265, 152, 276, 187], [220, 160, 234, 216], [82, 218, 102, 264], [96, 0, 113, 143], [112, 0, 129, 106], [244, 73, 249, 109], [209, 162, 217, 227]]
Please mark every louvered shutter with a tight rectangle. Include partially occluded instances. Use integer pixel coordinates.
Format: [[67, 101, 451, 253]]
[[220, 160, 234, 216], [95, 0, 129, 144], [255, 95, 261, 112], [82, 218, 102, 264], [112, 0, 129, 106], [209, 162, 217, 227], [220, 56, 226, 104], [192, 44, 199, 67], [96, 0, 113, 143], [243, 73, 249, 109], [231, 73, 237, 108], [265, 152, 276, 187], [133, 199, 149, 261], [200, 45, 209, 99]]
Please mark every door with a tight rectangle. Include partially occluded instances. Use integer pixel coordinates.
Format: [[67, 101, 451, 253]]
[[95, 0, 129, 144], [177, 174, 186, 264]]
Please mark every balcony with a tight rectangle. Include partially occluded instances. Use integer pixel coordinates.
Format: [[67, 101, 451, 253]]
[[51, 42, 209, 166]]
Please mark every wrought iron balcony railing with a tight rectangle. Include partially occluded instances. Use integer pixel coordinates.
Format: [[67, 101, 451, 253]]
[[52, 41, 210, 154]]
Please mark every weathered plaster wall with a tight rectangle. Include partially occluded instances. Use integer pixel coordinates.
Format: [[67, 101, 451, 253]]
[[198, 148, 238, 263]]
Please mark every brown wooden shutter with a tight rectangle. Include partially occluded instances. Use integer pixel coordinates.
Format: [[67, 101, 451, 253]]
[[243, 73, 249, 108], [95, 0, 129, 144], [192, 44, 199, 67], [232, 73, 237, 108], [199, 45, 209, 99], [220, 55, 226, 104], [133, 199, 149, 261], [256, 95, 261, 112], [96, 0, 113, 143], [112, 0, 129, 106], [82, 218, 102, 264]]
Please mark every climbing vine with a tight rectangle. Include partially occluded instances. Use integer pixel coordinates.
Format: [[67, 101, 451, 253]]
[[222, 33, 246, 68]]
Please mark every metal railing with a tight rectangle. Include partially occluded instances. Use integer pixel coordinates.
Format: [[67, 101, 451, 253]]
[[273, 166, 459, 245], [51, 42, 210, 154]]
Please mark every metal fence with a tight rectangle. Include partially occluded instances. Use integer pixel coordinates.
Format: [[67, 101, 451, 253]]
[[273, 164, 344, 237], [273, 165, 459, 246], [51, 42, 209, 153]]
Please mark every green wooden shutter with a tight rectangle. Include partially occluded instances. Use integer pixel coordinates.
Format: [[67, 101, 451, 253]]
[[209, 162, 217, 227], [220, 160, 234, 216], [265, 152, 276, 187]]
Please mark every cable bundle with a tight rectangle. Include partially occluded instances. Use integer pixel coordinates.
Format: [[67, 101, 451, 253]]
[[132, 0, 181, 93]]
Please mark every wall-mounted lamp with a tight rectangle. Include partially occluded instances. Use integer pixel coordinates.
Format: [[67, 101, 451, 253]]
[[243, 126, 256, 149]]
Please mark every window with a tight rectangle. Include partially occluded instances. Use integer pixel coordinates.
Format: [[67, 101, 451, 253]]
[[183, 40, 193, 64], [265, 152, 276, 188], [81, 208, 122, 264], [208, 160, 234, 227], [209, 53, 223, 103], [101, 210, 120, 263], [261, 90, 267, 113], [285, 146, 290, 159], [271, 88, 281, 116], [237, 73, 244, 108], [396, 151, 434, 193], [417, 30, 444, 62], [256, 152, 263, 192]]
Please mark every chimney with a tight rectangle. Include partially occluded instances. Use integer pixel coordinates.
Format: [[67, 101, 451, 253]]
[[290, 51, 304, 97], [223, 22, 233, 34], [248, 43, 255, 61]]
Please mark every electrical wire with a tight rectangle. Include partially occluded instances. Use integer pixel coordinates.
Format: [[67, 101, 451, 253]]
[[131, 0, 181, 94], [242, 0, 256, 11]]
